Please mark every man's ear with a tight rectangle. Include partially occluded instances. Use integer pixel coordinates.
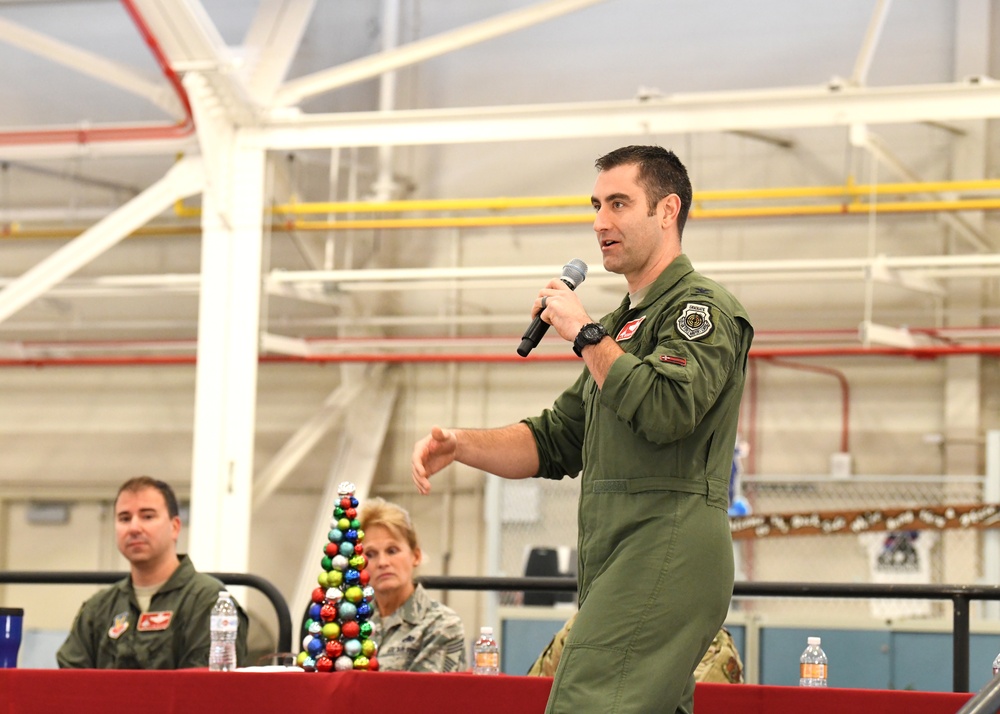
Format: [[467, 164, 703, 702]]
[[660, 193, 681, 227]]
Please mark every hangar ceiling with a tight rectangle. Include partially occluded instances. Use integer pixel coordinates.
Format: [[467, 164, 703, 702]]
[[1, 0, 999, 364]]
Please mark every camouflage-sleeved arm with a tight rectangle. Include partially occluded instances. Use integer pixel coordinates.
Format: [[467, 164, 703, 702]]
[[405, 610, 467, 673]]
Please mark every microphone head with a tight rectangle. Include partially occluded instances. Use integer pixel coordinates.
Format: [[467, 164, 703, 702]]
[[561, 258, 588, 289]]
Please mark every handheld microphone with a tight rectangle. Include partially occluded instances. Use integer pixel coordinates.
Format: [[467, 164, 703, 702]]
[[517, 258, 588, 357]]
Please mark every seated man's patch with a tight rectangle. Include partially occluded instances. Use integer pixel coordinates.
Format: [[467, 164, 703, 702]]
[[676, 303, 714, 340]]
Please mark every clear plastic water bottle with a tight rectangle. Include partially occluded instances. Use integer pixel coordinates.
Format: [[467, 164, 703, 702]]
[[209, 590, 238, 671], [473, 626, 500, 675], [799, 636, 828, 687], [992, 651, 1000, 677]]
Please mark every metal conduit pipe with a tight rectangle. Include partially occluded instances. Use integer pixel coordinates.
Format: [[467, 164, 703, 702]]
[[4, 342, 1000, 368]]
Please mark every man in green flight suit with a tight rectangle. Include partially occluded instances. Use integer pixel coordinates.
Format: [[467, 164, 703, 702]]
[[412, 145, 753, 713], [57, 476, 249, 669]]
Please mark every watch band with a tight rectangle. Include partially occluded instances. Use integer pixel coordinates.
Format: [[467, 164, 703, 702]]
[[573, 322, 607, 357]]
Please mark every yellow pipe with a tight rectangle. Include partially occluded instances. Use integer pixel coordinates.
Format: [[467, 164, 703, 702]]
[[174, 178, 1000, 218], [172, 198, 201, 219], [176, 179, 1000, 217], [272, 179, 1000, 215], [289, 198, 1000, 230], [694, 178, 1000, 202], [6, 194, 999, 240], [692, 198, 1000, 220], [290, 213, 596, 230], [273, 195, 590, 214]]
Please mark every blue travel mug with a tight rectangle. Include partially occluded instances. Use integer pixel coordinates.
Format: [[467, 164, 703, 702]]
[[0, 607, 24, 668]]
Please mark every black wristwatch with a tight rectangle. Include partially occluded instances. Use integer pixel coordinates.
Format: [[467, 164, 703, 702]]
[[573, 322, 608, 357]]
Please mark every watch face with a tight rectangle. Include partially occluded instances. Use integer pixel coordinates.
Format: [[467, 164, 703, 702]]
[[583, 325, 603, 341]]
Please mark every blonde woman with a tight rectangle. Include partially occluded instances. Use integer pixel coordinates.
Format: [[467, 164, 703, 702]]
[[359, 497, 466, 672]]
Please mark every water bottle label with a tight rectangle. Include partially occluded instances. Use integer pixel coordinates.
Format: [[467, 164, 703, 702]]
[[211, 615, 238, 633], [800, 663, 827, 680], [475, 651, 499, 669]]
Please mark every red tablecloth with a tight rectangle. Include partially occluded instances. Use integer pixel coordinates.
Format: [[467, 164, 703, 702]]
[[0, 669, 975, 714]]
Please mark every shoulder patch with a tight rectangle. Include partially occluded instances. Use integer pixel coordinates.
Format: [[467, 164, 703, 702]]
[[108, 612, 130, 640], [676, 303, 714, 341]]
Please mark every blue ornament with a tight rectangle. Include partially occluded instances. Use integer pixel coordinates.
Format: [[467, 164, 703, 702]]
[[307, 636, 324, 656], [338, 601, 358, 621], [345, 569, 360, 585], [308, 602, 322, 620], [339, 541, 355, 557], [328, 528, 343, 542], [345, 528, 358, 543], [356, 602, 372, 620]]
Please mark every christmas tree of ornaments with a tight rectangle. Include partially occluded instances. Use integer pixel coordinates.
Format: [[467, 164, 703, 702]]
[[297, 482, 379, 672]]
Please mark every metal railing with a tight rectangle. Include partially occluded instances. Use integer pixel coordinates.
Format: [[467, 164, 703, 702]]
[[0, 570, 293, 655], [419, 575, 1000, 694]]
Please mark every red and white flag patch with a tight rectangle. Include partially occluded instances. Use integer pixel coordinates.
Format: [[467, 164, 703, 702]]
[[138, 611, 174, 632], [616, 316, 646, 342]]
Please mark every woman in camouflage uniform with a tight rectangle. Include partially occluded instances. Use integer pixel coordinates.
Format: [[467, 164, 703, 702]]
[[360, 498, 467, 672]]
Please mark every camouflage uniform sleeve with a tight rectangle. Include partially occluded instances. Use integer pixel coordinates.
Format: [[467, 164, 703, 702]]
[[693, 627, 744, 684], [406, 607, 467, 673], [526, 612, 576, 677]]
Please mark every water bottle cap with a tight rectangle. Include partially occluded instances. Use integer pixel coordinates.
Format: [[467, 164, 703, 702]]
[[807, 636, 821, 645]]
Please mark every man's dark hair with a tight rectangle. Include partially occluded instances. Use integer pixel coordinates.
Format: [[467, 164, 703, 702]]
[[116, 476, 180, 519], [595, 145, 693, 235]]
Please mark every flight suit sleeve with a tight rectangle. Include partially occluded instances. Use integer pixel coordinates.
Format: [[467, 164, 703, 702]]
[[600, 301, 745, 445], [522, 369, 588, 480], [56, 603, 98, 668]]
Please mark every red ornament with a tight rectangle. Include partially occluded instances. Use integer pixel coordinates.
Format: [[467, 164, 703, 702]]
[[315, 655, 334, 672], [325, 542, 339, 557], [311, 587, 326, 603], [359, 570, 370, 586], [354, 543, 364, 554], [340, 497, 352, 509], [368, 657, 379, 671], [345, 507, 357, 519], [342, 621, 360, 639], [325, 640, 344, 658], [320, 602, 338, 622]]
